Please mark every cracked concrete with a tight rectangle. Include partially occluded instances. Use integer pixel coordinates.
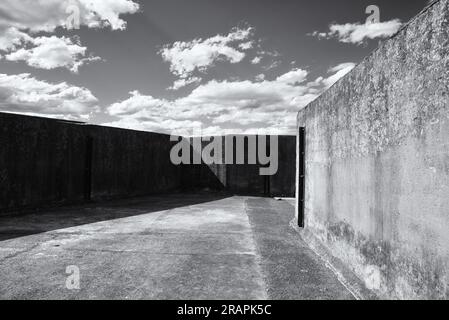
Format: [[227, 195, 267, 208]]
[[0, 194, 354, 300]]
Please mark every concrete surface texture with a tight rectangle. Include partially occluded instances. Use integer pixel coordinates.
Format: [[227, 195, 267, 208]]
[[297, 0, 449, 299], [0, 194, 354, 300]]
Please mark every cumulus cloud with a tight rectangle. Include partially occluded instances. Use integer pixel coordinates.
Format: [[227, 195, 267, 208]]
[[310, 19, 402, 45], [169, 77, 202, 91], [251, 56, 262, 64], [0, 0, 140, 33], [0, 73, 98, 120], [159, 27, 254, 90], [275, 68, 308, 85], [0, 0, 138, 71], [0, 27, 32, 52], [4, 35, 100, 72], [105, 64, 354, 135]]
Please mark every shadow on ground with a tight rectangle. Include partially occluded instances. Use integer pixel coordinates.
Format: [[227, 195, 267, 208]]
[[0, 192, 231, 241]]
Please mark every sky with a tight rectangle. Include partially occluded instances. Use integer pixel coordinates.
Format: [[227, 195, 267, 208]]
[[0, 0, 431, 135]]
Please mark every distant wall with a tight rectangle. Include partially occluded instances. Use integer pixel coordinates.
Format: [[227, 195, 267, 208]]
[[181, 135, 296, 197], [297, 0, 449, 299], [0, 113, 181, 213]]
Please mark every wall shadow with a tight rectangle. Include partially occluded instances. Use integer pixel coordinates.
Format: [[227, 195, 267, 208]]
[[0, 192, 231, 242]]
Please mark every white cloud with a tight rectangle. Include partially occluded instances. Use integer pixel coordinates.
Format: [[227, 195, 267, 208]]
[[0, 0, 140, 33], [0, 1, 138, 70], [159, 27, 254, 90], [310, 19, 402, 44], [309, 62, 356, 89], [255, 74, 265, 82], [275, 68, 308, 85], [328, 62, 356, 73], [105, 64, 354, 135], [251, 56, 262, 64], [5, 35, 100, 72], [239, 41, 254, 50], [0, 27, 31, 51], [0, 73, 98, 120], [168, 77, 201, 91]]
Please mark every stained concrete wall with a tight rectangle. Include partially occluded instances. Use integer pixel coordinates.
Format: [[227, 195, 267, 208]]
[[181, 135, 296, 197], [0, 113, 181, 213], [88, 125, 180, 200], [1, 114, 296, 213], [0, 113, 88, 211], [296, 0, 449, 299]]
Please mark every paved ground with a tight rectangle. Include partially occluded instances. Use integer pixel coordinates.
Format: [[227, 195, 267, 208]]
[[0, 193, 354, 300]]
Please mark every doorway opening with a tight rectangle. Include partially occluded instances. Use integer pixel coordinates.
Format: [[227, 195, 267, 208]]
[[84, 136, 93, 201], [298, 127, 305, 228]]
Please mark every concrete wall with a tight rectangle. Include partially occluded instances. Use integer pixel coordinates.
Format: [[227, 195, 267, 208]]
[[0, 113, 87, 211], [296, 0, 449, 299], [1, 114, 296, 213], [0, 113, 181, 213], [88, 125, 180, 200], [181, 135, 296, 197]]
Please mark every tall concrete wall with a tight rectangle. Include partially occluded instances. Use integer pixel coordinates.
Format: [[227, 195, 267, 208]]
[[296, 0, 449, 299], [0, 113, 296, 213], [0, 113, 88, 211], [88, 126, 181, 200]]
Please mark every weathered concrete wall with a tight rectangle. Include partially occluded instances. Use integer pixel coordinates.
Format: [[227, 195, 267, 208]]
[[88, 126, 181, 200], [0, 113, 181, 212], [181, 135, 296, 197], [297, 0, 449, 299], [0, 113, 87, 211], [1, 114, 296, 213]]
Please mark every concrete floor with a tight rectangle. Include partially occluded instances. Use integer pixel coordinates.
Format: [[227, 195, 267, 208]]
[[0, 193, 354, 300]]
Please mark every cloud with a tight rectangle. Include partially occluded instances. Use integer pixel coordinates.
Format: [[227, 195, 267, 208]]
[[105, 63, 354, 135], [328, 62, 356, 73], [0, 73, 98, 120], [168, 77, 201, 91], [275, 68, 308, 85], [4, 35, 101, 72], [255, 74, 265, 82], [0, 0, 140, 33], [159, 27, 254, 90], [308, 62, 356, 89], [251, 56, 262, 64], [0, 27, 32, 52], [310, 19, 402, 44], [0, 1, 138, 71]]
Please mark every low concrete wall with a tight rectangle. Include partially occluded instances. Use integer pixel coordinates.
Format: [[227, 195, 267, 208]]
[[297, 0, 449, 299]]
